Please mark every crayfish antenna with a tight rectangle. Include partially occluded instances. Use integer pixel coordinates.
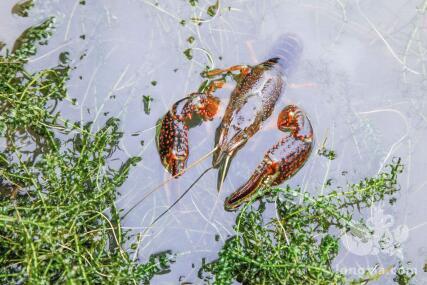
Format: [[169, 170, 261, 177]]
[[121, 146, 219, 219], [129, 165, 215, 253], [149, 166, 214, 226]]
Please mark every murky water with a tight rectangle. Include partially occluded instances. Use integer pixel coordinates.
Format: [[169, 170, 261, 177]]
[[1, 0, 427, 283]]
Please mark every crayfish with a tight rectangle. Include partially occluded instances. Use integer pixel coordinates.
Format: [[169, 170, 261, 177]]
[[155, 33, 314, 210]]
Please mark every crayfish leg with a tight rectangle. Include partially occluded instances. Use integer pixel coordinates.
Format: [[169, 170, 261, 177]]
[[201, 65, 251, 78]]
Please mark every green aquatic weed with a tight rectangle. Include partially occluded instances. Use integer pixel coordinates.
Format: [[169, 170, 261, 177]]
[[11, 0, 34, 17], [184, 48, 193, 60], [207, 1, 219, 17], [200, 159, 408, 284], [187, 36, 195, 44], [143, 95, 154, 115], [188, 0, 198, 7], [318, 146, 337, 160], [0, 13, 172, 285]]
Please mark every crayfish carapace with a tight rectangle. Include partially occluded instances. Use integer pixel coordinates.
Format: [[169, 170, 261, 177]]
[[204, 33, 304, 191]]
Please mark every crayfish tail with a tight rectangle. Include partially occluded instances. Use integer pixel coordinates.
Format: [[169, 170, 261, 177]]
[[267, 33, 303, 77]]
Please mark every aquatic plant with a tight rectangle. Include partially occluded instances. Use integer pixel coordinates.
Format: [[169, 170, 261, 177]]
[[200, 158, 412, 284], [0, 15, 172, 284]]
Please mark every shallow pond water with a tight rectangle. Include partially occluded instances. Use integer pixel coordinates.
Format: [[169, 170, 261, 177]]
[[1, 0, 427, 283]]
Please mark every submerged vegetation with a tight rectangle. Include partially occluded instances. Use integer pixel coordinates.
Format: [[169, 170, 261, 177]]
[[0, 2, 416, 285], [200, 158, 412, 284], [0, 15, 171, 284]]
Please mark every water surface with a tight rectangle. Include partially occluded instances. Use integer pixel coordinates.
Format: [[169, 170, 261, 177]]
[[1, 0, 426, 283]]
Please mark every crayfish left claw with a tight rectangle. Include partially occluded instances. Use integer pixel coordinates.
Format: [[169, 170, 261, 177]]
[[156, 92, 221, 178]]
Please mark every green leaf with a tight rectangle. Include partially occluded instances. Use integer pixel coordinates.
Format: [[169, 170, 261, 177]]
[[183, 48, 193, 60], [207, 1, 219, 17], [11, 0, 34, 17]]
